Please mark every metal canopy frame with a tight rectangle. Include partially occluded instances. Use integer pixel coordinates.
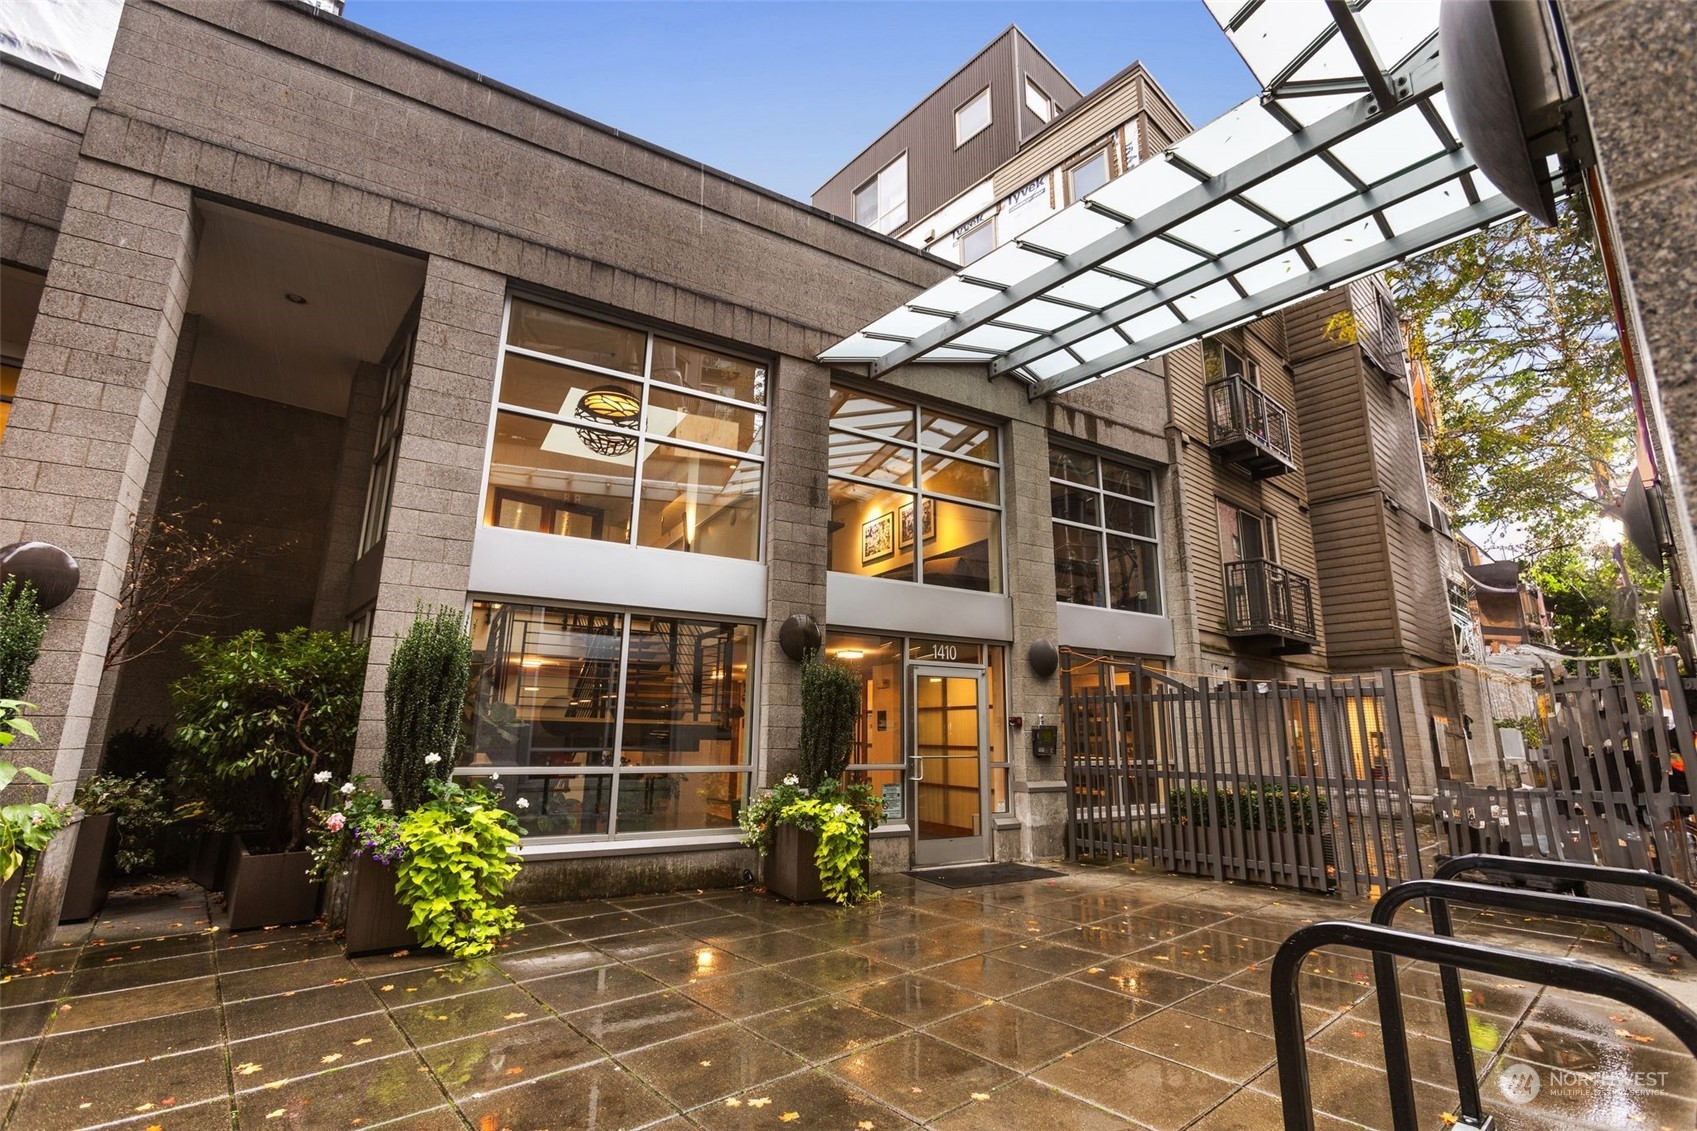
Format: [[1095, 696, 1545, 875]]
[[818, 0, 1562, 399]]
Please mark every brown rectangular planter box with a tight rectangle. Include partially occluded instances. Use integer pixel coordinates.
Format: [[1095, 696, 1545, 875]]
[[0, 869, 21, 967], [343, 854, 416, 956], [59, 814, 118, 923], [225, 836, 322, 931], [766, 823, 827, 903], [188, 829, 231, 892]]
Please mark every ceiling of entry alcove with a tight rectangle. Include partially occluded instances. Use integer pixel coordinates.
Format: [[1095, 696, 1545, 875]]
[[186, 201, 426, 416]]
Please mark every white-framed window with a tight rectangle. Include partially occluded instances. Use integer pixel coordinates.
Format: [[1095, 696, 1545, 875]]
[[955, 87, 992, 147], [1025, 77, 1055, 123], [485, 296, 768, 562], [1066, 148, 1111, 202], [464, 600, 755, 842], [1050, 447, 1162, 614], [853, 152, 909, 234], [827, 387, 1004, 594], [960, 219, 996, 265]]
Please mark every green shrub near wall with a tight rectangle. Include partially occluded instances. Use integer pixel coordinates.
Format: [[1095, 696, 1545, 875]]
[[0, 579, 48, 701], [383, 605, 473, 814], [796, 653, 859, 789], [1167, 781, 1330, 834]]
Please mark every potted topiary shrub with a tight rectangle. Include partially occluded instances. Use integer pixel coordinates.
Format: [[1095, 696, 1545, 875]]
[[328, 604, 474, 955], [60, 774, 171, 922], [172, 628, 367, 930], [739, 654, 880, 904]]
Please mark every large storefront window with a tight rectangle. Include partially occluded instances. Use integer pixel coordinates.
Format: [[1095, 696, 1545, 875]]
[[827, 388, 1003, 592], [486, 299, 767, 561], [825, 632, 1008, 820], [465, 600, 753, 840], [1050, 447, 1161, 613]]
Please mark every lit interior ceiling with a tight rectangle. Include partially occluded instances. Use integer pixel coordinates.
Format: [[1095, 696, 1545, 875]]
[[820, 0, 1567, 398]]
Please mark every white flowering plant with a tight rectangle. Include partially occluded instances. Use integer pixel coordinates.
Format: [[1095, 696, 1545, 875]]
[[736, 774, 881, 904], [305, 774, 404, 881]]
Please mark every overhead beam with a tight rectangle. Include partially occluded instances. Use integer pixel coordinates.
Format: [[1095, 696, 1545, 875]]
[[990, 144, 1477, 376], [1030, 196, 1521, 397], [1324, 0, 1398, 108], [865, 70, 1441, 377]]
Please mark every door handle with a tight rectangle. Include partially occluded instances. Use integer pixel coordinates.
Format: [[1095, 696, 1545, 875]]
[[912, 757, 924, 782]]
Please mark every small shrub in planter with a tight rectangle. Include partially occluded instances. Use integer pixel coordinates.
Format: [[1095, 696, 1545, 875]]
[[383, 604, 472, 814], [0, 580, 48, 701], [2, 702, 75, 957], [394, 777, 521, 958]]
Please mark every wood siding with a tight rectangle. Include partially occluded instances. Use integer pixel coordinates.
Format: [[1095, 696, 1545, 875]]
[[993, 71, 1142, 198], [814, 29, 1080, 231]]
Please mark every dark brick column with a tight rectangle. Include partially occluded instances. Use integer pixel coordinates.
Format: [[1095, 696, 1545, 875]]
[[0, 159, 196, 947], [351, 257, 504, 776]]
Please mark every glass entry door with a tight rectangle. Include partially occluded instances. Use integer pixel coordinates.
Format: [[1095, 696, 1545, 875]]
[[910, 665, 989, 866]]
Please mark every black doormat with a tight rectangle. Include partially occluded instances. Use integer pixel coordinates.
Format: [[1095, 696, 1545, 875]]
[[905, 862, 1067, 889]]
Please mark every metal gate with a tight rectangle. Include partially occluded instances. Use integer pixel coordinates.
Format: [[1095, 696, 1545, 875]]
[[1434, 655, 1697, 957], [1063, 661, 1422, 898]]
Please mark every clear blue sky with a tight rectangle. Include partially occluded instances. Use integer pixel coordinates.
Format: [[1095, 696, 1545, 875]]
[[343, 1, 1258, 202]]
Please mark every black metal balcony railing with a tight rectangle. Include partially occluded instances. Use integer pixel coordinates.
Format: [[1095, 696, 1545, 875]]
[[1224, 558, 1317, 647], [1206, 376, 1295, 478]]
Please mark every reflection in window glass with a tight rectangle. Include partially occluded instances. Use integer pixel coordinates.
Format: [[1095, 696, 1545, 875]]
[[466, 601, 752, 840], [635, 443, 761, 559], [489, 298, 767, 560], [956, 88, 992, 146], [486, 411, 636, 543], [829, 388, 1003, 593], [1050, 446, 1161, 614], [1068, 150, 1110, 201], [507, 301, 645, 374]]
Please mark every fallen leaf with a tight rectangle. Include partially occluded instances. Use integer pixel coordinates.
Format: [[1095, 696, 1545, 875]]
[[265, 1109, 286, 1120], [79, 1103, 93, 1111], [380, 985, 395, 992], [971, 1093, 991, 1101], [505, 1067, 524, 1076], [699, 1060, 712, 1067], [857, 1122, 874, 1130], [134, 1104, 156, 1114], [321, 1053, 343, 1064], [332, 977, 349, 985], [235, 1062, 264, 1076], [748, 1097, 771, 1108], [502, 1012, 528, 1020], [352, 1038, 373, 1046], [780, 1114, 800, 1123], [724, 1099, 742, 1108]]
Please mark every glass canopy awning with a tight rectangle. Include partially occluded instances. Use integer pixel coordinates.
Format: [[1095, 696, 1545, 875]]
[[819, 0, 1562, 397]]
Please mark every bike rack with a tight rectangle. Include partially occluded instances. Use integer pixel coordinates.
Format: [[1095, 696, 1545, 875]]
[[1419, 854, 1697, 1124], [1271, 920, 1697, 1131], [1369, 878, 1697, 1127]]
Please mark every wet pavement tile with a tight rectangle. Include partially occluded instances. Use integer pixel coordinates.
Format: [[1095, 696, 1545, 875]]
[[1479, 1052, 1696, 1131], [7, 1046, 228, 1129], [217, 953, 357, 1001], [1002, 975, 1151, 1033], [850, 933, 949, 971], [1073, 959, 1215, 1006], [922, 954, 1057, 998], [492, 940, 613, 982], [628, 943, 758, 987], [213, 935, 345, 973], [714, 928, 837, 964], [1312, 1014, 1489, 1088], [223, 980, 386, 1041], [525, 962, 666, 1013], [1187, 1086, 1359, 1130], [0, 1040, 33, 1090], [492, 919, 572, 952], [1133, 927, 1280, 970], [372, 957, 513, 1002], [0, 971, 69, 1007], [828, 1031, 1019, 1121], [677, 967, 820, 1019], [456, 1058, 677, 1130], [771, 949, 905, 993], [627, 900, 739, 929], [388, 984, 547, 1047], [1116, 1009, 1276, 1083], [752, 997, 907, 1063], [44, 975, 220, 1034], [793, 914, 903, 947], [985, 939, 1101, 976], [923, 1002, 1095, 1071], [927, 1076, 1129, 1131], [551, 910, 649, 940], [1033, 1039, 1237, 1129], [229, 1011, 413, 1089], [29, 1007, 224, 1080], [616, 1022, 805, 1108], [1395, 964, 1543, 1017], [1171, 983, 1335, 1037], [0, 1002, 55, 1043], [844, 974, 986, 1025], [565, 988, 726, 1053], [64, 950, 215, 996], [692, 1067, 921, 1130], [1250, 1050, 1462, 1129], [1224, 964, 1373, 1012], [419, 1017, 600, 1097], [230, 1050, 445, 1129]]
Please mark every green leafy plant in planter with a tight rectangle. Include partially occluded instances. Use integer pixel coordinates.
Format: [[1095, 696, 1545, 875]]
[[306, 775, 404, 880], [0, 579, 49, 700], [394, 776, 521, 958], [2, 702, 76, 928], [74, 774, 170, 875], [172, 628, 368, 851]]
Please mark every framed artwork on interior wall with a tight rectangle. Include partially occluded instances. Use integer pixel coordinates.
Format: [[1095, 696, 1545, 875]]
[[862, 512, 895, 563], [898, 498, 936, 550]]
